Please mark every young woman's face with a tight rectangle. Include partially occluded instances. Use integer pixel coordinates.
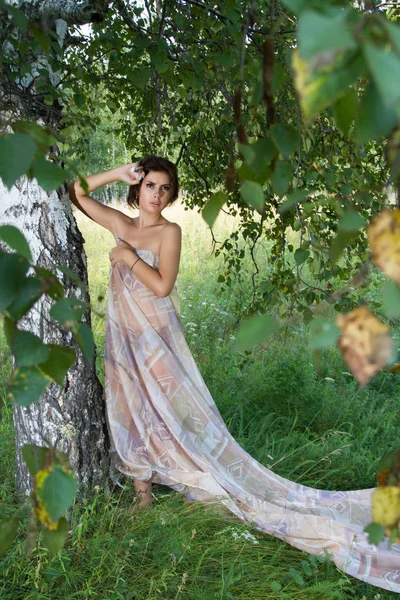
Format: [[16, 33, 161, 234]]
[[138, 170, 172, 211]]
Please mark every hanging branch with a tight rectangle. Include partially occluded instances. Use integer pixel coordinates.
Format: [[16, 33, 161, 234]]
[[233, 90, 248, 146], [114, 0, 146, 36], [158, 0, 168, 35], [262, 38, 276, 130]]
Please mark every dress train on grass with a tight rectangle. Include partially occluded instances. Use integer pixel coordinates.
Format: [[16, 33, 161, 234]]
[[105, 250, 400, 593]]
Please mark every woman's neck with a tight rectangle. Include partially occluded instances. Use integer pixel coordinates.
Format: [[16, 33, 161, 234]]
[[135, 211, 166, 229]]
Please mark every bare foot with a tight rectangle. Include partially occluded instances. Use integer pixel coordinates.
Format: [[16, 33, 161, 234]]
[[133, 479, 152, 509]]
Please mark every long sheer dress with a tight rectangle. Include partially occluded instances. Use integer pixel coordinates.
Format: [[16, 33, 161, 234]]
[[104, 249, 400, 593]]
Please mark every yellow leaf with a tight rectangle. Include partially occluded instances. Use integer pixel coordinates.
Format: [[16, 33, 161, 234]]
[[368, 209, 400, 284], [335, 306, 393, 386], [372, 487, 400, 528], [34, 467, 59, 530]]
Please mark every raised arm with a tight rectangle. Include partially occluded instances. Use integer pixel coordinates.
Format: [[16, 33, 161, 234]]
[[68, 164, 142, 235], [110, 223, 182, 298]]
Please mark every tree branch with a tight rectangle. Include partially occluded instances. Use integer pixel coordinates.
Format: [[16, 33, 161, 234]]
[[183, 0, 232, 23]]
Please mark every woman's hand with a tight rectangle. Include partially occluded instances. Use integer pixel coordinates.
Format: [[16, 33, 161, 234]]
[[109, 239, 136, 267], [116, 163, 144, 186]]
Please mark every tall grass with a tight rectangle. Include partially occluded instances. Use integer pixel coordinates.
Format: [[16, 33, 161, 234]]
[[0, 200, 398, 599]]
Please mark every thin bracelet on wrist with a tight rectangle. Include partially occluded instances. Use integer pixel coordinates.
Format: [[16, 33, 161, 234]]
[[130, 256, 140, 270]]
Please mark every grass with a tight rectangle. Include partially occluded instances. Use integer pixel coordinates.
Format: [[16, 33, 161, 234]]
[[0, 199, 399, 599]]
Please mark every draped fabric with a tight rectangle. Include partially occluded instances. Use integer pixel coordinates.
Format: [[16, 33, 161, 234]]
[[104, 249, 400, 593]]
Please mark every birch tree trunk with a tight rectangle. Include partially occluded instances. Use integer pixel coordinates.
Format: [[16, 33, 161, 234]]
[[0, 0, 111, 496], [0, 180, 109, 496]]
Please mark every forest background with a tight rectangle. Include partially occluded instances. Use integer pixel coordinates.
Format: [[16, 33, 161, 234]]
[[1, 0, 400, 598]]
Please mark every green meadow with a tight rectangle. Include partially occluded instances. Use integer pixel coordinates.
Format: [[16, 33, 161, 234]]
[[0, 200, 399, 599]]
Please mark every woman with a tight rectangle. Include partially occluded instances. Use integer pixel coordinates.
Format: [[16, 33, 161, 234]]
[[69, 156, 181, 508], [69, 157, 400, 593]]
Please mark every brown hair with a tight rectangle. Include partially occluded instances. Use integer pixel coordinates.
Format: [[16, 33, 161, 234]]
[[127, 155, 179, 208]]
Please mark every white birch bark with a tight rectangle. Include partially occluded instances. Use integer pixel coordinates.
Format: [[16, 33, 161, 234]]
[[0, 179, 110, 496], [1, 0, 111, 496]]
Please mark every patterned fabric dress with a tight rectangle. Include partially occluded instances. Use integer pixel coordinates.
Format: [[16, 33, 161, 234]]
[[105, 249, 400, 593]]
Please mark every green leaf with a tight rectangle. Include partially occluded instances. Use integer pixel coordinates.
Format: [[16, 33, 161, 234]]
[[240, 181, 264, 213], [281, 0, 310, 14], [294, 248, 310, 266], [363, 42, 400, 115], [31, 158, 65, 192], [293, 50, 364, 119], [73, 93, 86, 107], [202, 191, 227, 228], [251, 137, 278, 172], [34, 267, 64, 300], [338, 210, 367, 232], [355, 81, 398, 144], [271, 63, 287, 95], [278, 189, 309, 213], [298, 9, 356, 61], [0, 133, 36, 189], [333, 87, 357, 136], [7, 366, 50, 406], [31, 24, 50, 53], [365, 522, 385, 546], [233, 314, 279, 351], [150, 53, 169, 74], [289, 567, 305, 586], [270, 581, 282, 593], [50, 298, 86, 325], [13, 329, 49, 367], [382, 280, 400, 318], [383, 19, 400, 55], [310, 318, 340, 349], [127, 67, 151, 90], [3, 316, 14, 347], [330, 230, 358, 262], [38, 465, 78, 522], [271, 161, 292, 197], [73, 322, 95, 362], [12, 121, 55, 149], [270, 123, 299, 158], [215, 53, 234, 69], [0, 515, 20, 557], [301, 559, 313, 576], [40, 345, 75, 386], [0, 252, 29, 312], [133, 37, 151, 50], [42, 517, 69, 556], [7, 276, 44, 321], [22, 444, 49, 476], [239, 143, 255, 164], [0, 225, 31, 260], [7, 5, 29, 31]]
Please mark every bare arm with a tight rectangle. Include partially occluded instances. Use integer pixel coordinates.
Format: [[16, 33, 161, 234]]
[[68, 164, 142, 235], [109, 223, 182, 298]]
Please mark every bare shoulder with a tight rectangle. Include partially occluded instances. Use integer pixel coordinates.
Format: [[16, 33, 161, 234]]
[[162, 221, 182, 238], [160, 221, 182, 255]]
